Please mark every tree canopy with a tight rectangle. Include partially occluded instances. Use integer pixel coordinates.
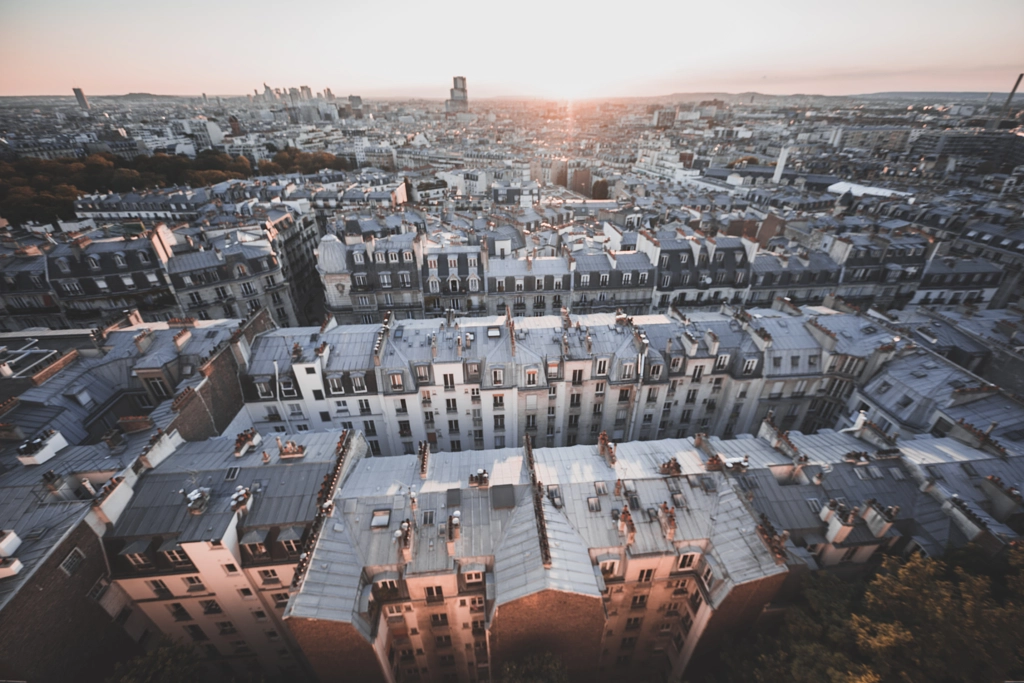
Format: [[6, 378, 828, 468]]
[[499, 651, 570, 683], [0, 148, 355, 226], [104, 639, 200, 683], [700, 544, 1024, 683]]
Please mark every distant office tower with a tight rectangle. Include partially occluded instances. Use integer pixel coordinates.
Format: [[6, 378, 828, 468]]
[[349, 95, 363, 119], [300, 85, 312, 101], [72, 87, 90, 110], [446, 76, 469, 113], [202, 92, 209, 105], [324, 87, 335, 101], [263, 82, 274, 100]]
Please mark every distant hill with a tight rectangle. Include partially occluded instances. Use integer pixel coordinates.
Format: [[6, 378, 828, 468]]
[[855, 91, 1012, 101]]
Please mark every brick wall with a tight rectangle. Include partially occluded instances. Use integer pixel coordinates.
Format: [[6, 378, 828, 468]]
[[686, 572, 788, 676], [286, 617, 386, 683], [490, 589, 605, 682], [0, 521, 141, 683], [169, 308, 276, 442]]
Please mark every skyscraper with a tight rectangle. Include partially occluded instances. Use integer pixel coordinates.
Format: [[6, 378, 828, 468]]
[[72, 87, 90, 110], [446, 76, 468, 113]]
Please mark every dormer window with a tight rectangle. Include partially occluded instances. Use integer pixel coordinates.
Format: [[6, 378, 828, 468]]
[[374, 252, 385, 264], [390, 373, 404, 391], [114, 253, 127, 268], [279, 379, 297, 398], [492, 368, 504, 386], [448, 258, 458, 269], [56, 258, 70, 274], [463, 571, 483, 584], [138, 251, 151, 264], [389, 252, 398, 263], [622, 273, 632, 286], [649, 364, 662, 379], [354, 253, 364, 265], [600, 273, 609, 286], [621, 363, 635, 380], [670, 357, 682, 372], [352, 375, 367, 393], [428, 258, 437, 270], [328, 377, 345, 394], [236, 265, 248, 277], [87, 256, 100, 270], [715, 355, 730, 371], [581, 274, 590, 286], [403, 251, 413, 262], [256, 381, 273, 399]]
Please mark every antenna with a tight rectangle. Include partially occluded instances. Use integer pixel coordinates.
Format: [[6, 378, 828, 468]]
[[1003, 73, 1023, 119]]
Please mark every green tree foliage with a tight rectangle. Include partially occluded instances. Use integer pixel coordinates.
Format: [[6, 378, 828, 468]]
[[0, 148, 351, 226], [499, 651, 569, 683], [104, 639, 199, 683], [706, 545, 1024, 683]]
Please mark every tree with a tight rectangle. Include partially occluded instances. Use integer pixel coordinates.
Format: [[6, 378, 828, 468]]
[[704, 545, 1024, 683], [104, 639, 199, 683], [499, 652, 569, 683]]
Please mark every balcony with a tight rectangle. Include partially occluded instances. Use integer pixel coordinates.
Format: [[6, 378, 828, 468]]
[[426, 594, 445, 605], [421, 398, 432, 407], [360, 407, 372, 416]]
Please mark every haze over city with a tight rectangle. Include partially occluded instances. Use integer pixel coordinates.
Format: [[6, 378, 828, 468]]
[[2, 2, 1024, 683], [2, 0, 1023, 98]]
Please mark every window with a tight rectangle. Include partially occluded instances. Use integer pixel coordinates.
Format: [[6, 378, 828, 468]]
[[443, 373, 455, 390], [183, 576, 205, 591], [125, 552, 151, 568], [526, 370, 537, 386], [630, 594, 648, 609], [200, 600, 222, 615], [259, 569, 280, 584], [492, 368, 503, 385], [622, 363, 635, 379], [60, 548, 85, 576], [618, 389, 630, 403], [447, 398, 458, 413], [390, 373, 404, 391], [596, 359, 608, 376], [425, 586, 444, 602], [168, 603, 192, 621], [184, 625, 208, 642], [352, 376, 366, 392]]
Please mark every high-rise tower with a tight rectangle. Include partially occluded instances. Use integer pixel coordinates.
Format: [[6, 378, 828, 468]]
[[445, 76, 468, 113], [72, 87, 90, 110]]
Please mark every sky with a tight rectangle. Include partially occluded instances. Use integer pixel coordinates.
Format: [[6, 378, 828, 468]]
[[1, 0, 1022, 99]]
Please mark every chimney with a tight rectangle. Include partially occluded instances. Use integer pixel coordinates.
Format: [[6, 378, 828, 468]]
[[133, 329, 154, 354], [456, 335, 463, 358], [824, 502, 856, 544], [704, 329, 719, 356], [431, 335, 437, 359], [173, 328, 192, 351], [861, 500, 898, 538]]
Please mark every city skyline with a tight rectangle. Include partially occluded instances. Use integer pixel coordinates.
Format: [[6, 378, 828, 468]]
[[1, 0, 1022, 99]]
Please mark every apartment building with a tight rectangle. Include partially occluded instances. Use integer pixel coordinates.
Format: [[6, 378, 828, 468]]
[[165, 229, 299, 327], [74, 188, 212, 224], [0, 245, 66, 331], [319, 233, 426, 324], [910, 257, 1004, 307], [824, 232, 929, 310], [235, 304, 918, 455], [103, 429, 362, 680], [284, 419, 1023, 683], [645, 228, 754, 311], [46, 233, 179, 326], [483, 255, 571, 317], [571, 251, 654, 316]]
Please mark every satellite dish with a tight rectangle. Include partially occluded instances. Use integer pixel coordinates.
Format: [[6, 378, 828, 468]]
[[703, 276, 713, 285], [394, 530, 403, 538]]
